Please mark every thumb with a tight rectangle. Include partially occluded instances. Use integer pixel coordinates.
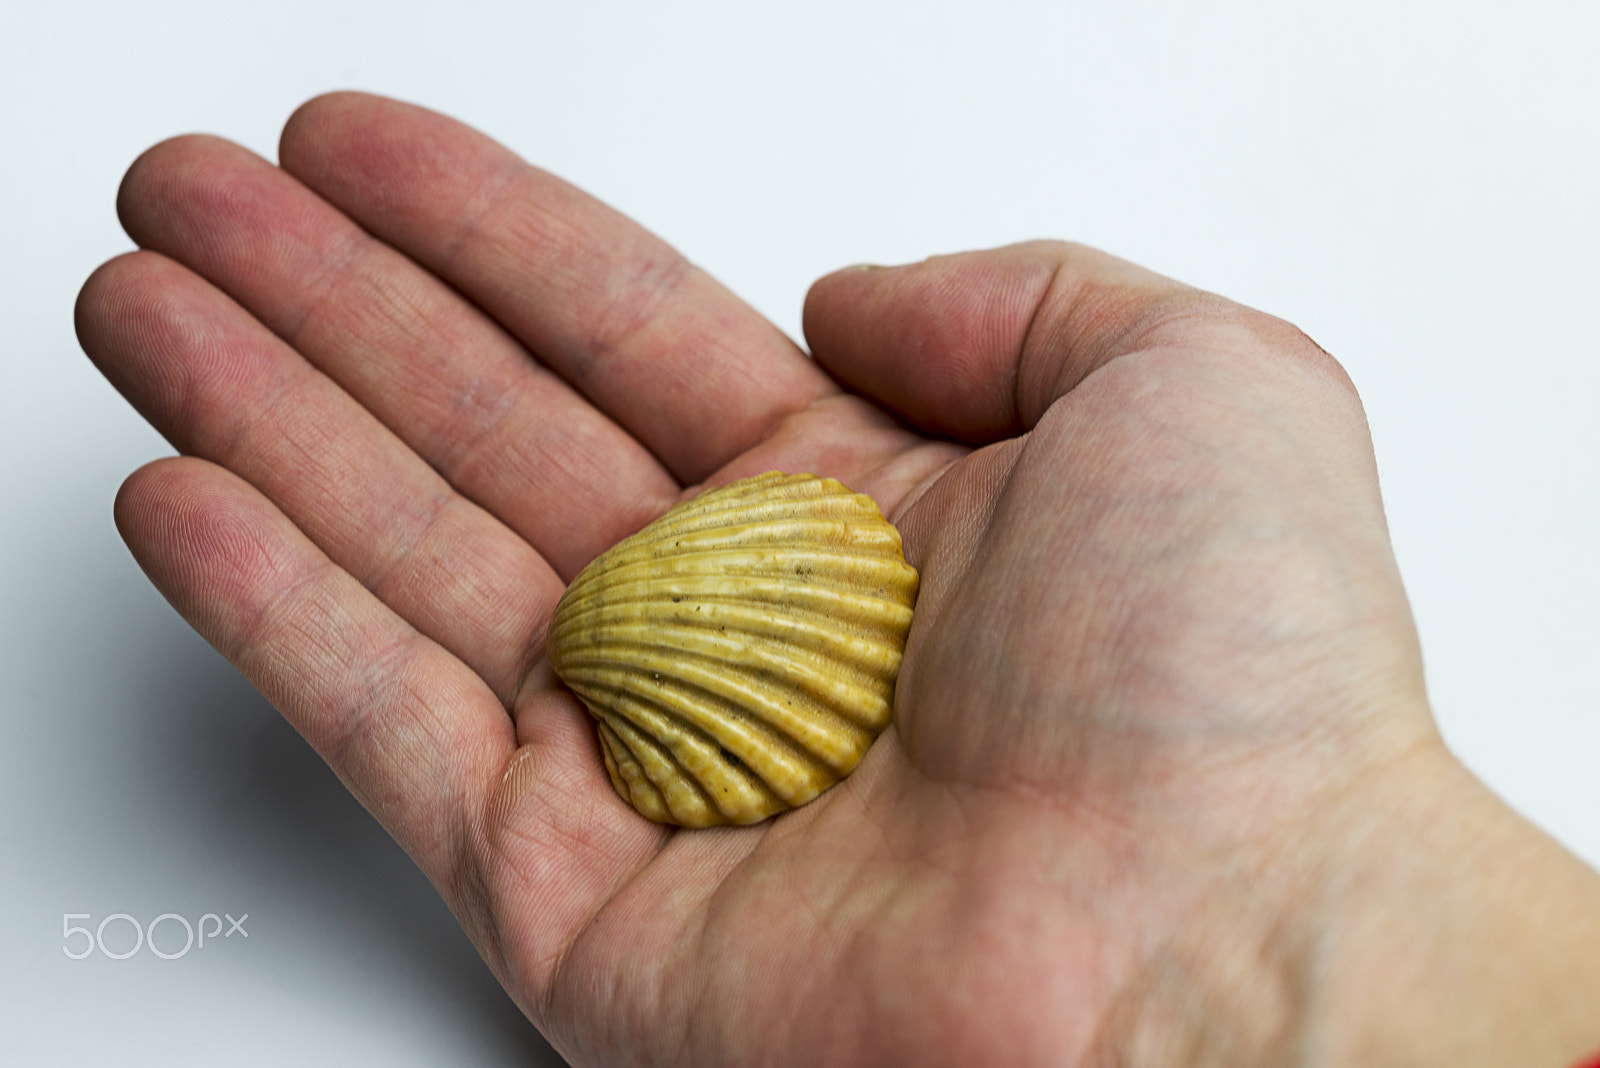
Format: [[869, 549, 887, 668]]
[[802, 240, 1203, 443]]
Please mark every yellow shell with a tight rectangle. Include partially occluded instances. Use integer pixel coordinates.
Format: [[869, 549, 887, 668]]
[[547, 472, 919, 827]]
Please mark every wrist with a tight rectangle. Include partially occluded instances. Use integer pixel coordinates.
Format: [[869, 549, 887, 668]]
[[1098, 724, 1600, 1067], [1299, 737, 1600, 1066]]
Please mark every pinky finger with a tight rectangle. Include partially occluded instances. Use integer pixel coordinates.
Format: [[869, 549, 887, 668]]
[[115, 456, 515, 927]]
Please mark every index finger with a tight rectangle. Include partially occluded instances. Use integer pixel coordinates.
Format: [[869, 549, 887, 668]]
[[279, 92, 836, 483]]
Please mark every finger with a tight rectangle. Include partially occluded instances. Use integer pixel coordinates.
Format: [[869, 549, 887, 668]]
[[802, 241, 1214, 443], [115, 133, 676, 580], [114, 456, 517, 916], [78, 252, 557, 703], [278, 91, 835, 482], [117, 457, 670, 992]]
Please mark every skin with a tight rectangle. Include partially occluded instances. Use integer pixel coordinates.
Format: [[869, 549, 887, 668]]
[[77, 92, 1600, 1066]]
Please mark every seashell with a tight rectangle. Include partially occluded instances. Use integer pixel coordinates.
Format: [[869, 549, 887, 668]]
[[547, 472, 919, 827]]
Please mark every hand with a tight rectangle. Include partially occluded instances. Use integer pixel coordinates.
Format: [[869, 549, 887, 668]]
[[78, 92, 1600, 1066]]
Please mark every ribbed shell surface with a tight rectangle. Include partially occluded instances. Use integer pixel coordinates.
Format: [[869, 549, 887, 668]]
[[547, 472, 919, 827]]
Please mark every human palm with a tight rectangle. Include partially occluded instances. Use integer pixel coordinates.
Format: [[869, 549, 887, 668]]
[[80, 93, 1443, 1066]]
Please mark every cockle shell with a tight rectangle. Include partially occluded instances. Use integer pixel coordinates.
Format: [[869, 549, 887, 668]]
[[547, 472, 919, 827]]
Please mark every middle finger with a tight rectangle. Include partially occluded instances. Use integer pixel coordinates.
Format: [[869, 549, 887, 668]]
[[277, 92, 840, 484], [115, 133, 678, 581]]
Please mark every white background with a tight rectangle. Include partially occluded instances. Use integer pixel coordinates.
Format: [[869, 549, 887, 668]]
[[2, 1, 1596, 1063]]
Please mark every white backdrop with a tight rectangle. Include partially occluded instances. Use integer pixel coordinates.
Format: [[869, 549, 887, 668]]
[[3, 2, 1596, 1063]]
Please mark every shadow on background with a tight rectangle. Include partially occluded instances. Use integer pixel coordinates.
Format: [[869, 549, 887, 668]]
[[161, 657, 568, 1067], [30, 487, 572, 1067]]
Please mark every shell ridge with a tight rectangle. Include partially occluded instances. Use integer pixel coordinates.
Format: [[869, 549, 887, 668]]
[[559, 636, 887, 751], [550, 593, 914, 673], [564, 658, 867, 777], [590, 688, 786, 824], [552, 584, 915, 637], [547, 472, 917, 827], [565, 664, 846, 796], [559, 543, 915, 610], [561, 474, 836, 583], [656, 473, 814, 522], [601, 713, 724, 825], [631, 493, 882, 542], [554, 549, 918, 610], [597, 720, 671, 822], [553, 617, 898, 719], [566, 664, 826, 780], [632, 518, 905, 555], [563, 473, 894, 594]]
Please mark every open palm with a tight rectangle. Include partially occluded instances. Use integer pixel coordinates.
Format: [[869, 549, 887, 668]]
[[79, 93, 1440, 1066]]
